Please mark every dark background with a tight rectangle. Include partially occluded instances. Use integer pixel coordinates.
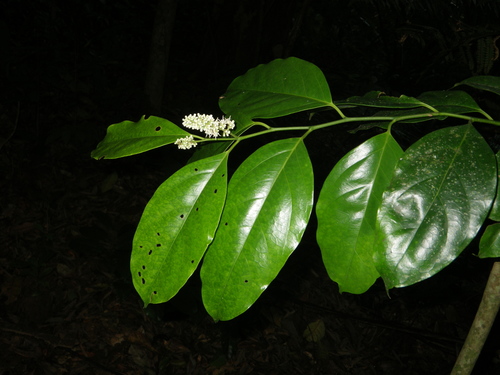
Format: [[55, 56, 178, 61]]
[[1, 0, 500, 374]]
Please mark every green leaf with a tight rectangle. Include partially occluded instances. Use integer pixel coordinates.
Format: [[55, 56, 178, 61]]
[[201, 138, 314, 321], [417, 90, 488, 117], [219, 57, 333, 130], [348, 122, 391, 134], [335, 91, 423, 109], [454, 76, 500, 96], [488, 152, 500, 221], [316, 132, 403, 294], [336, 90, 486, 118], [374, 124, 497, 289], [303, 319, 326, 342], [368, 108, 445, 124], [91, 116, 190, 159], [131, 153, 228, 306], [479, 223, 500, 258], [188, 140, 232, 164]]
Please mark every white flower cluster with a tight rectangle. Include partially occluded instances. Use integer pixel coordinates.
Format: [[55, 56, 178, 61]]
[[174, 113, 236, 150], [174, 135, 197, 150], [182, 113, 235, 138]]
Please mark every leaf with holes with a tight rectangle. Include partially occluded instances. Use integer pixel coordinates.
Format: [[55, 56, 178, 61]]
[[201, 138, 314, 321], [219, 57, 333, 130], [131, 152, 228, 306], [316, 132, 403, 294], [374, 124, 497, 288], [91, 116, 190, 159]]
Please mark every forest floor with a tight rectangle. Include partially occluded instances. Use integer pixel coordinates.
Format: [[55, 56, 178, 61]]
[[1, 126, 500, 375]]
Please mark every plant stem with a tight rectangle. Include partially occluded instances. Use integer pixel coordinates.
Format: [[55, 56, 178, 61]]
[[197, 112, 500, 146], [451, 261, 500, 375]]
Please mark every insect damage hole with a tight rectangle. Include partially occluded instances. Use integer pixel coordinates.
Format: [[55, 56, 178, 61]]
[[155, 126, 161, 131], [148, 250, 153, 255], [156, 244, 161, 247], [142, 278, 146, 284], [214, 189, 218, 194]]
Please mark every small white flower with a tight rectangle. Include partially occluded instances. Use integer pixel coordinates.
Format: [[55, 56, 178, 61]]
[[181, 113, 235, 138], [182, 114, 215, 132], [174, 135, 197, 150], [218, 116, 236, 137]]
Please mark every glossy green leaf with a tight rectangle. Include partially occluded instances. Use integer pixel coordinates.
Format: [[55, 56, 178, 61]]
[[316, 132, 403, 293], [488, 152, 500, 221], [201, 138, 314, 321], [91, 116, 190, 159], [479, 223, 500, 258], [219, 57, 333, 129], [374, 124, 497, 288], [454, 76, 500, 96], [131, 153, 228, 306]]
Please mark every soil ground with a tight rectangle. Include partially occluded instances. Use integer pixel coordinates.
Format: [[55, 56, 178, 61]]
[[1, 118, 500, 375]]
